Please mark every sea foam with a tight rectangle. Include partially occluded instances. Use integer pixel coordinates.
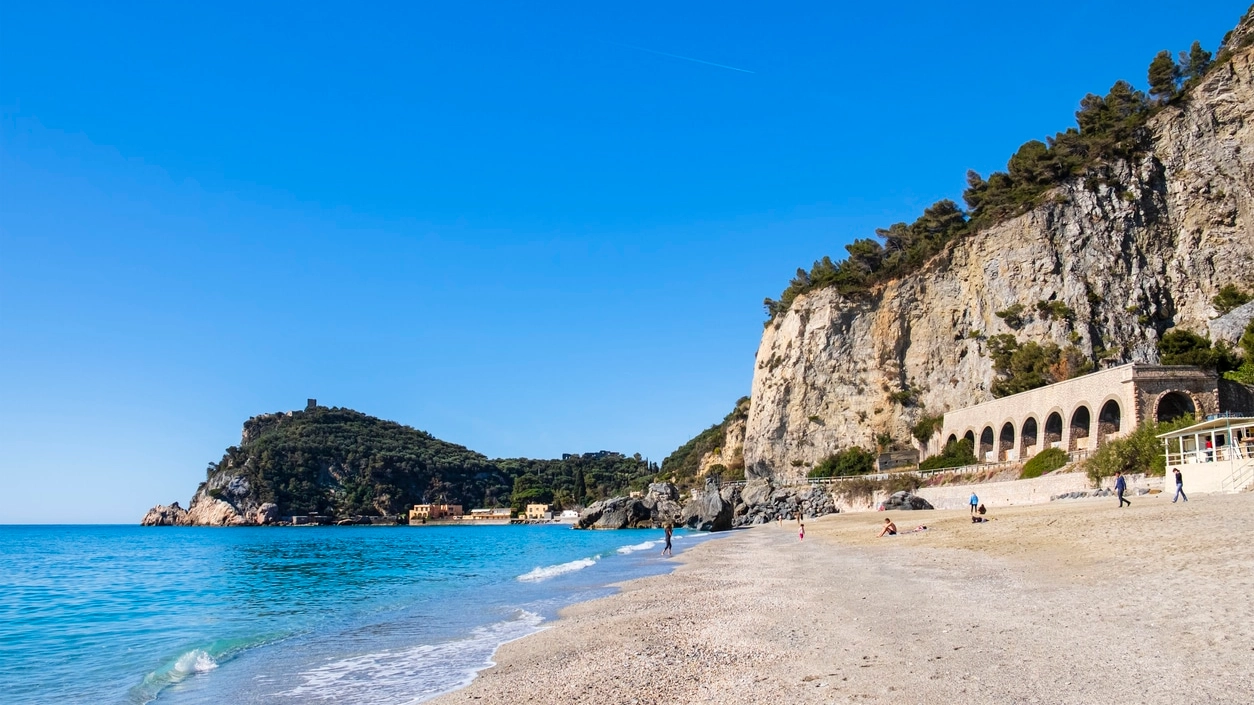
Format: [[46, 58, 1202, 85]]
[[516, 557, 598, 582], [280, 610, 544, 703], [616, 540, 658, 554], [172, 649, 219, 676]]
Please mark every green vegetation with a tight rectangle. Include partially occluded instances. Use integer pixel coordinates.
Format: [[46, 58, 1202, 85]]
[[919, 438, 978, 471], [206, 406, 657, 517], [763, 31, 1228, 322], [1020, 447, 1069, 479], [831, 472, 923, 504], [1036, 300, 1075, 322], [994, 303, 1026, 329], [1213, 284, 1251, 314], [1084, 415, 1197, 485], [1157, 329, 1239, 371], [911, 413, 944, 444], [659, 397, 750, 491], [986, 335, 1093, 398], [808, 447, 877, 478], [888, 387, 919, 406], [1224, 320, 1254, 384]]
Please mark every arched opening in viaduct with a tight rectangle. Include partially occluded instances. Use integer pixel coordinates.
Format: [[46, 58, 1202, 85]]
[[998, 422, 1015, 461], [1044, 412, 1063, 447], [964, 430, 975, 447], [1098, 400, 1122, 442], [979, 426, 994, 461], [1156, 391, 1197, 423], [946, 433, 958, 448], [1070, 406, 1091, 450], [1020, 417, 1039, 457]]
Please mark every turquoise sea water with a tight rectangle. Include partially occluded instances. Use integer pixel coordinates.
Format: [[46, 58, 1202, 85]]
[[0, 524, 710, 704]]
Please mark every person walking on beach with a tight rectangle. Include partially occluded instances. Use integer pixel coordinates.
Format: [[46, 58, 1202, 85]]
[[798, 523, 805, 541], [1172, 468, 1188, 503], [661, 524, 673, 557], [969, 492, 979, 515], [1115, 471, 1131, 508]]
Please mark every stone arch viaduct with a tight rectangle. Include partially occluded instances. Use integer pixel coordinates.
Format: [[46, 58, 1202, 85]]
[[934, 364, 1221, 463]]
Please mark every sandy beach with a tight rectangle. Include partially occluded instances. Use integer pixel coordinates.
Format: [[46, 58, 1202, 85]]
[[432, 489, 1254, 704]]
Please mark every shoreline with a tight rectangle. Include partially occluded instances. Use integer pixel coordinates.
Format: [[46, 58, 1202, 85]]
[[431, 492, 1254, 704]]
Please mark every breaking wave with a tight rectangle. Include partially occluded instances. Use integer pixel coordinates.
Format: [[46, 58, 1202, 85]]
[[616, 540, 658, 554], [516, 557, 598, 582]]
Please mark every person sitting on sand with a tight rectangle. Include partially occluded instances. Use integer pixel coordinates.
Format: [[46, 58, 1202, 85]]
[[977, 503, 987, 515], [878, 518, 897, 537]]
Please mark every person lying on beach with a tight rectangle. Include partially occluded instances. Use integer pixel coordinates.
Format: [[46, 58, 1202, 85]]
[[878, 518, 897, 537], [971, 515, 990, 523]]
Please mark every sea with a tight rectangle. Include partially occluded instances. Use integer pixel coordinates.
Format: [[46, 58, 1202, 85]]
[[0, 524, 713, 704]]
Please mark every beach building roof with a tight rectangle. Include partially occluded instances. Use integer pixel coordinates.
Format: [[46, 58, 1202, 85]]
[[1156, 416, 1254, 439]]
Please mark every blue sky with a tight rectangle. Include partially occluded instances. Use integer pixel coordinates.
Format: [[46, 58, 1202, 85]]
[[1, 1, 1245, 522]]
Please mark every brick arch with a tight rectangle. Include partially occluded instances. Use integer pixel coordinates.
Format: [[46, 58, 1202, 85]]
[[1043, 409, 1065, 448], [979, 426, 995, 461], [1019, 414, 1040, 457], [1069, 403, 1093, 451], [1155, 390, 1199, 423], [1096, 395, 1123, 443], [998, 420, 1016, 461]]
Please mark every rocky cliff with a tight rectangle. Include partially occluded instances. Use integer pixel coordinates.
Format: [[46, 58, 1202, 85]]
[[743, 13, 1254, 484]]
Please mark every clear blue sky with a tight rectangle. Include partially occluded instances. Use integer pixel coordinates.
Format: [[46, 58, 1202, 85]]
[[1, 1, 1245, 522]]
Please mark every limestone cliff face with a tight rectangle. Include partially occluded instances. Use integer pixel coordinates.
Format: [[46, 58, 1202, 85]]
[[744, 31, 1254, 484], [697, 400, 749, 477]]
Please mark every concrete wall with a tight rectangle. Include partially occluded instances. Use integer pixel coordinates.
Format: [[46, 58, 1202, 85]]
[[916, 472, 1094, 510], [1166, 458, 1251, 494], [828, 471, 1173, 514]]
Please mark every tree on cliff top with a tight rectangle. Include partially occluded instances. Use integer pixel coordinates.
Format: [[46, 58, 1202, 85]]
[[763, 28, 1231, 322], [1148, 50, 1180, 103]]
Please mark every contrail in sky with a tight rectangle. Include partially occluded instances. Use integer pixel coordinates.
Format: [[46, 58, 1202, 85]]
[[611, 42, 755, 74]]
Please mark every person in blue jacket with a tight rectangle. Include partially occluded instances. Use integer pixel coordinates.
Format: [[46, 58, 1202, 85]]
[[969, 492, 979, 515], [1115, 471, 1131, 508]]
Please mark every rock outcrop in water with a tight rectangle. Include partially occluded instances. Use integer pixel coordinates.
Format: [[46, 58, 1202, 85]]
[[739, 12, 1254, 485], [140, 502, 188, 526]]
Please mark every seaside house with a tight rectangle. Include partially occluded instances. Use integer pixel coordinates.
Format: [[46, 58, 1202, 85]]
[[1158, 416, 1254, 493], [408, 504, 464, 523], [525, 504, 553, 521]]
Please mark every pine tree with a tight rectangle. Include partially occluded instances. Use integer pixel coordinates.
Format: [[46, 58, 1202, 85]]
[[573, 466, 586, 504], [1179, 41, 1213, 83], [1148, 50, 1180, 103]]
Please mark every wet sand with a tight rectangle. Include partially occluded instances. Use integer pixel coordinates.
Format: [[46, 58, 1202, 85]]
[[431, 491, 1254, 704]]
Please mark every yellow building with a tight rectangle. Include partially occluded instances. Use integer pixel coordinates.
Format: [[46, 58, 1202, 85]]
[[409, 504, 463, 523], [525, 503, 552, 521]]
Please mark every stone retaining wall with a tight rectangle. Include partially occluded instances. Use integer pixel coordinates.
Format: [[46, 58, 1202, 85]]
[[826, 471, 1168, 514]]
